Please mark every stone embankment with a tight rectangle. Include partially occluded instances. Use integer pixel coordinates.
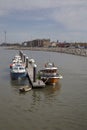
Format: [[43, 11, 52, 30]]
[[5, 46, 87, 57]]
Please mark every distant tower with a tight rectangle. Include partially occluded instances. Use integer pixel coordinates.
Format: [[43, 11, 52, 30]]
[[4, 31, 6, 43]]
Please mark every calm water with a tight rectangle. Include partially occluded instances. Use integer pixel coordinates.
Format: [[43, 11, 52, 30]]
[[0, 47, 87, 130]]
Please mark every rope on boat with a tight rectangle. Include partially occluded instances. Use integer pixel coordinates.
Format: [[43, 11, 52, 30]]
[[44, 78, 49, 84]]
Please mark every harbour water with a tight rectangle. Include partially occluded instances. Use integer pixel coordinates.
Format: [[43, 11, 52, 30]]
[[0, 47, 87, 130]]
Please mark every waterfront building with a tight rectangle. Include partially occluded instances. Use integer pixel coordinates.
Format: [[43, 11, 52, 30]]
[[22, 39, 50, 47]]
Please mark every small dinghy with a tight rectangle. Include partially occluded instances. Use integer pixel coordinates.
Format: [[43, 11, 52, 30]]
[[19, 85, 32, 92]]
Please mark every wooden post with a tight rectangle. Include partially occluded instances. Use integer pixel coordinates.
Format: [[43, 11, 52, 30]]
[[19, 51, 21, 56], [23, 54, 26, 63], [26, 57, 29, 68], [33, 64, 37, 82], [19, 50, 22, 58]]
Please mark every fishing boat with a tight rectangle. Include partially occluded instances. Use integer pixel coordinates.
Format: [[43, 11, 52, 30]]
[[10, 63, 27, 80], [10, 54, 24, 69], [39, 62, 63, 85]]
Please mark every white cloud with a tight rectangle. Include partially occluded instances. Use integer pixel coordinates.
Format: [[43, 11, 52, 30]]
[[50, 0, 87, 31], [0, 0, 55, 13], [0, 0, 87, 42]]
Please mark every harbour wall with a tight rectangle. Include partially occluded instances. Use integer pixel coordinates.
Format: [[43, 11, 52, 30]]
[[4, 46, 87, 57]]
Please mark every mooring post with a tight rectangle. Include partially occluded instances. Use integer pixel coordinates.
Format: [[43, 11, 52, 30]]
[[19, 51, 21, 56], [22, 52, 24, 61], [23, 54, 26, 63], [26, 57, 29, 68], [33, 64, 37, 82], [19, 50, 22, 58]]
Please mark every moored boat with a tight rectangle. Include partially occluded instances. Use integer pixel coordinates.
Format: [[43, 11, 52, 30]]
[[10, 54, 25, 69], [10, 63, 27, 80], [19, 85, 32, 92], [39, 62, 63, 85]]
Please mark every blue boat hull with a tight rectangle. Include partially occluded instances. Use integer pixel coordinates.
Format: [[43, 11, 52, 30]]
[[10, 72, 27, 80]]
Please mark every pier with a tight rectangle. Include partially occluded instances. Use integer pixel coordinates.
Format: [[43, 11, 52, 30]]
[[19, 51, 45, 88]]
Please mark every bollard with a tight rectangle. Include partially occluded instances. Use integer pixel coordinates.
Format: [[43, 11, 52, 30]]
[[33, 64, 37, 82]]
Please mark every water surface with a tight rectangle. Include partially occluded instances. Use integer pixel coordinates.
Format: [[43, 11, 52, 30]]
[[0, 47, 87, 130]]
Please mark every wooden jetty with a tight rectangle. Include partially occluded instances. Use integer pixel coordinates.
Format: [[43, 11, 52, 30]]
[[19, 51, 45, 88], [26, 63, 45, 88]]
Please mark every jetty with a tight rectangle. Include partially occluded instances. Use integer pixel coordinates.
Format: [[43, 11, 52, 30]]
[[19, 51, 45, 88]]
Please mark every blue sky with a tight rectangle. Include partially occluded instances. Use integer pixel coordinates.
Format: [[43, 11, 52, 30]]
[[0, 0, 87, 43]]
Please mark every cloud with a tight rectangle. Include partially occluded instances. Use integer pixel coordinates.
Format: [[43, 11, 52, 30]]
[[0, 0, 87, 42], [50, 0, 87, 31], [0, 0, 55, 13]]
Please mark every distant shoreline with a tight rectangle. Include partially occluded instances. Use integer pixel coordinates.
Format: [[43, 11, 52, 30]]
[[3, 46, 87, 57]]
